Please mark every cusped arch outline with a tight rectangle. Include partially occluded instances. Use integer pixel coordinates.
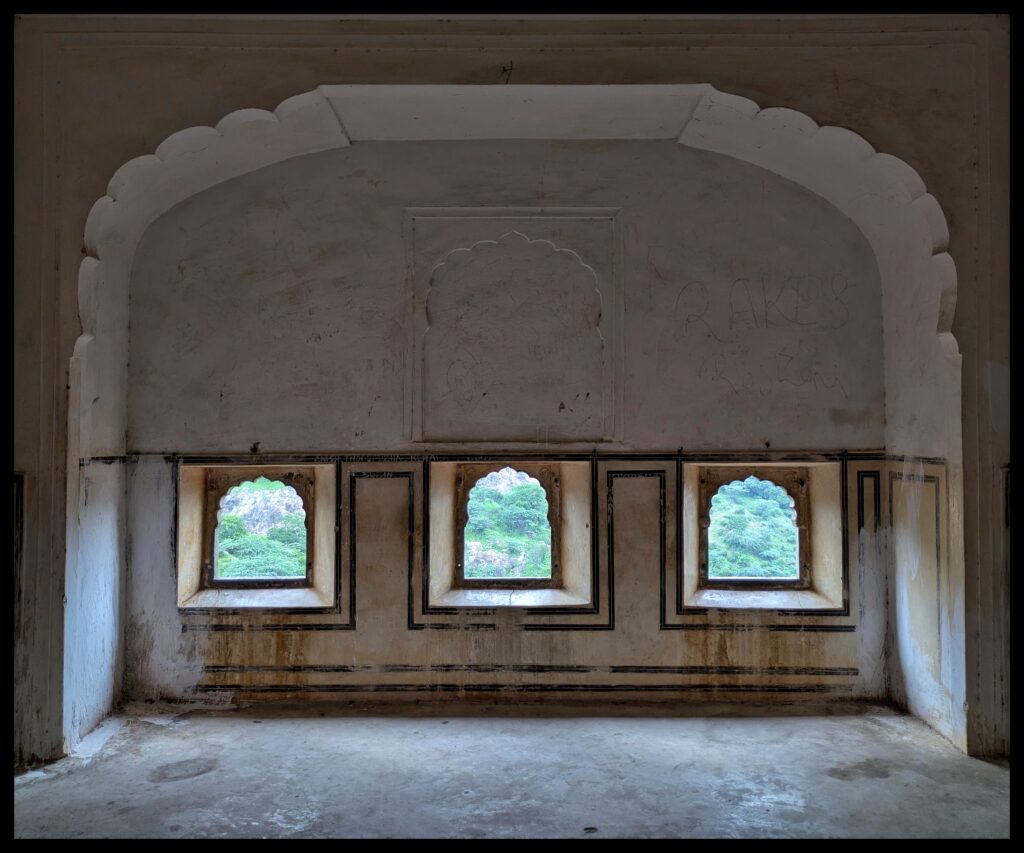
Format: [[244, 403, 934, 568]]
[[71, 83, 960, 461], [679, 88, 958, 352], [423, 230, 604, 332], [72, 87, 349, 458]]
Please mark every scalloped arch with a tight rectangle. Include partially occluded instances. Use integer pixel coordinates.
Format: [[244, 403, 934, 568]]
[[678, 90, 958, 352], [711, 475, 797, 510], [70, 83, 960, 459]]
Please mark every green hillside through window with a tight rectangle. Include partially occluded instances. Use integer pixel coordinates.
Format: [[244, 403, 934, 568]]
[[708, 476, 798, 579], [464, 467, 552, 580], [214, 477, 307, 579]]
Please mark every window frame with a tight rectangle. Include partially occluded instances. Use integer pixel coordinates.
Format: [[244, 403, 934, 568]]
[[454, 462, 562, 590], [697, 465, 812, 592], [200, 466, 315, 590], [177, 461, 338, 612]]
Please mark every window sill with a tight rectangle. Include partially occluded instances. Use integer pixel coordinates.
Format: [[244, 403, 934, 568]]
[[179, 587, 333, 610], [435, 587, 592, 609], [688, 588, 841, 611]]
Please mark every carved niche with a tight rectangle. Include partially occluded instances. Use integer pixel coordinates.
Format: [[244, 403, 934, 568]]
[[409, 212, 619, 443]]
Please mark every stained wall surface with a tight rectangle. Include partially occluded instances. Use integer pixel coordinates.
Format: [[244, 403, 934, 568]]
[[14, 15, 1008, 763], [118, 140, 886, 703], [128, 142, 883, 453]]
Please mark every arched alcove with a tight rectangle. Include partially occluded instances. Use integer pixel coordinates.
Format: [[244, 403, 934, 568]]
[[64, 84, 965, 754]]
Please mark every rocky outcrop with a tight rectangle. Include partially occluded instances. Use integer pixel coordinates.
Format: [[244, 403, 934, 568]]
[[220, 482, 304, 534]]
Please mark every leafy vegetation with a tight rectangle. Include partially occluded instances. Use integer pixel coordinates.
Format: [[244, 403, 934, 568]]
[[464, 469, 551, 580], [214, 478, 307, 579], [708, 476, 798, 579]]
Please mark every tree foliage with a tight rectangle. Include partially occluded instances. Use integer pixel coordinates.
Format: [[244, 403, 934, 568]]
[[464, 477, 551, 579], [707, 476, 798, 578], [214, 479, 307, 578]]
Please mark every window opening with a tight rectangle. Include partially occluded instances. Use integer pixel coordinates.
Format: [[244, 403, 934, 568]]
[[213, 476, 307, 580], [707, 475, 799, 580], [463, 467, 552, 581]]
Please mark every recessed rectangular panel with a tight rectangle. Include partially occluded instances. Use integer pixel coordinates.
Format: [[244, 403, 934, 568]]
[[408, 209, 621, 443], [891, 473, 941, 679]]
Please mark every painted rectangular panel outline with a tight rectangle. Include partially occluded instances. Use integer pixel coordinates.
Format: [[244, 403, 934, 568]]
[[196, 660, 859, 693], [196, 683, 856, 696], [857, 470, 881, 534], [203, 663, 859, 676], [404, 207, 623, 444], [855, 469, 882, 629], [598, 469, 664, 633], [888, 470, 943, 676]]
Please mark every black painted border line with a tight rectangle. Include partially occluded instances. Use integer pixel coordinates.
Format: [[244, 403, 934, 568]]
[[600, 469, 666, 632], [775, 454, 851, 617], [411, 462, 495, 631], [888, 469, 943, 674], [171, 453, 934, 630], [524, 454, 602, 616], [183, 622, 499, 633], [674, 456, 685, 616], [202, 663, 859, 676], [193, 683, 855, 695], [671, 624, 857, 632], [418, 458, 493, 620], [857, 470, 881, 534], [522, 468, 658, 632], [97, 450, 910, 467], [182, 622, 858, 635]]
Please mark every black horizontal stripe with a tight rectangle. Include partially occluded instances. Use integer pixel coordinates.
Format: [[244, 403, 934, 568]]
[[201, 663, 859, 676], [193, 683, 855, 694]]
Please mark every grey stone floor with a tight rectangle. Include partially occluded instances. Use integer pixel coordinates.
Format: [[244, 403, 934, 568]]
[[14, 701, 1009, 838]]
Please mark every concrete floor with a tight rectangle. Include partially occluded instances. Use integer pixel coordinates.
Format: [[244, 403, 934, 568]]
[[14, 702, 1009, 838]]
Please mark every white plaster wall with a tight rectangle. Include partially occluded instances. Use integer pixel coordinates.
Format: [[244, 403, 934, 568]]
[[887, 461, 966, 749], [124, 459, 205, 698], [62, 463, 124, 751], [14, 15, 1007, 760], [120, 141, 888, 702], [128, 141, 883, 452], [61, 328, 128, 753]]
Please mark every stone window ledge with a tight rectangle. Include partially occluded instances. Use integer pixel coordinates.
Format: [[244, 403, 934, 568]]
[[434, 587, 591, 609], [689, 588, 841, 611], [179, 587, 333, 610]]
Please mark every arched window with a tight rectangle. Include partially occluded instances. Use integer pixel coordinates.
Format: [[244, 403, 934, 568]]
[[708, 476, 798, 580], [214, 477, 308, 580], [463, 467, 552, 581], [197, 468, 316, 590], [177, 463, 338, 610], [698, 467, 811, 590], [455, 463, 561, 590]]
